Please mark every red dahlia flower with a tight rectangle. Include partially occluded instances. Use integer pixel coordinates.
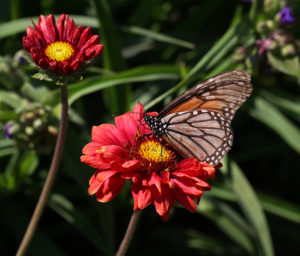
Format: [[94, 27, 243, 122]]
[[81, 103, 215, 221], [23, 14, 103, 76]]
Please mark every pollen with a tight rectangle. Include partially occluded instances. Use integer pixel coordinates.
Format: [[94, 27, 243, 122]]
[[45, 41, 74, 62], [138, 140, 172, 163]]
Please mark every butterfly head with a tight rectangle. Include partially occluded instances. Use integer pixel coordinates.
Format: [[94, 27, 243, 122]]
[[143, 114, 166, 138]]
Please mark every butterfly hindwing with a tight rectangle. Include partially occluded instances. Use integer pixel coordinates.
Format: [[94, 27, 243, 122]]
[[161, 110, 233, 166]]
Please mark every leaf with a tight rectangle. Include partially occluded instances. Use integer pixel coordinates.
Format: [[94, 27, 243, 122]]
[[120, 26, 195, 49], [0, 15, 195, 49], [144, 11, 251, 110], [18, 151, 39, 178], [0, 90, 26, 109], [250, 96, 300, 153], [260, 90, 300, 117], [222, 158, 274, 256], [48, 194, 106, 253], [267, 52, 300, 83], [44, 65, 180, 106], [31, 72, 54, 82], [198, 197, 255, 254]]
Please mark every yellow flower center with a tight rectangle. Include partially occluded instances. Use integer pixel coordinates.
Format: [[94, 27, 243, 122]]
[[45, 42, 74, 62], [138, 140, 173, 164]]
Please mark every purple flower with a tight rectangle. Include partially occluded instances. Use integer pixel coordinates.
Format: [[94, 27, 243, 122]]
[[243, 0, 253, 2], [280, 7, 295, 25], [4, 123, 14, 138]]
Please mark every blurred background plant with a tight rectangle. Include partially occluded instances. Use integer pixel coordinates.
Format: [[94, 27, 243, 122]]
[[0, 0, 299, 255]]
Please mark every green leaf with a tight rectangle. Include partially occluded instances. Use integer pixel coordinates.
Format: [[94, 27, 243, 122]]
[[209, 185, 300, 224], [45, 65, 180, 106], [0, 15, 196, 50], [0, 111, 19, 121], [18, 150, 39, 178], [120, 26, 195, 49], [267, 52, 300, 83], [145, 11, 251, 110], [0, 90, 26, 109], [48, 194, 106, 253], [222, 158, 274, 256], [257, 192, 300, 224], [260, 90, 300, 117], [250, 96, 300, 153], [198, 197, 255, 254]]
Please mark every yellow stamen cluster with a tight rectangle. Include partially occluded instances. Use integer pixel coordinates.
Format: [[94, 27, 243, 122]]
[[45, 41, 74, 62], [138, 140, 172, 163]]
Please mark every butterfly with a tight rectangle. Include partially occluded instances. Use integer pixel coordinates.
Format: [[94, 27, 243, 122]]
[[143, 70, 253, 166]]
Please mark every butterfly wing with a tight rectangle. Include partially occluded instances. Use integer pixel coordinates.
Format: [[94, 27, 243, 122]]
[[157, 70, 252, 165], [158, 70, 252, 121], [161, 110, 232, 166]]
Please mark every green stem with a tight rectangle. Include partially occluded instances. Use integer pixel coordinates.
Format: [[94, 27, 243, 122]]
[[116, 210, 142, 256], [16, 81, 69, 256]]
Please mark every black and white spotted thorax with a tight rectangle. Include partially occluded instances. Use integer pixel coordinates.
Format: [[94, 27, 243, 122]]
[[143, 115, 167, 138]]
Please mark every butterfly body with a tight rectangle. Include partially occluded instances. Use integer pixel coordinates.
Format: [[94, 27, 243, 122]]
[[144, 70, 252, 166]]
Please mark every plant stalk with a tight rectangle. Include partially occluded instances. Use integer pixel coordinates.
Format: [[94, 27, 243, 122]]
[[16, 81, 69, 256], [116, 210, 142, 256]]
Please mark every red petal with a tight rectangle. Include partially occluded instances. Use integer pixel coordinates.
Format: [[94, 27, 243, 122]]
[[171, 182, 197, 212], [148, 172, 163, 194], [95, 174, 125, 202], [77, 27, 92, 47], [92, 44, 104, 56], [152, 185, 174, 219], [114, 113, 139, 146], [80, 154, 110, 169], [91, 124, 126, 147], [49, 61, 58, 72], [131, 183, 152, 210], [88, 172, 102, 195], [171, 177, 206, 196], [70, 59, 80, 71], [45, 14, 58, 42], [82, 142, 101, 154], [66, 18, 75, 42], [71, 26, 84, 45], [95, 170, 120, 182], [80, 35, 99, 52], [97, 145, 127, 163], [57, 14, 67, 40], [121, 160, 141, 171]]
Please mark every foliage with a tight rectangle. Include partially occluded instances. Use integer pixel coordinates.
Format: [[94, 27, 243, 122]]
[[0, 0, 299, 255]]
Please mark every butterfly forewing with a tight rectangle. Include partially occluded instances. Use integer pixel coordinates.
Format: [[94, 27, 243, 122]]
[[159, 70, 252, 120], [161, 110, 233, 166]]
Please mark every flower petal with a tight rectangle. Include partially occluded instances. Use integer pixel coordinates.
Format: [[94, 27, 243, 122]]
[[95, 174, 125, 202], [114, 113, 139, 146], [91, 124, 126, 147], [131, 183, 152, 210]]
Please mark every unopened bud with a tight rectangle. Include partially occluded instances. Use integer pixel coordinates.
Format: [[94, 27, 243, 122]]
[[25, 126, 34, 135], [48, 125, 58, 136], [33, 119, 43, 129], [281, 44, 296, 57]]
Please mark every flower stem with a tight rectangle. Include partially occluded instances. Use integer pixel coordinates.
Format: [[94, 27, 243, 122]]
[[116, 210, 142, 256], [16, 81, 69, 256]]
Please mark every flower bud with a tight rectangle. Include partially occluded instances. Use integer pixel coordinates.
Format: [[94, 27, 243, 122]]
[[281, 44, 296, 57], [48, 125, 58, 136], [25, 126, 34, 135], [33, 119, 43, 130]]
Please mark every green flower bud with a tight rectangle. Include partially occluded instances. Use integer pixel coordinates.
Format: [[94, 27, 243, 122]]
[[25, 126, 34, 135], [33, 119, 43, 130], [281, 44, 296, 57]]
